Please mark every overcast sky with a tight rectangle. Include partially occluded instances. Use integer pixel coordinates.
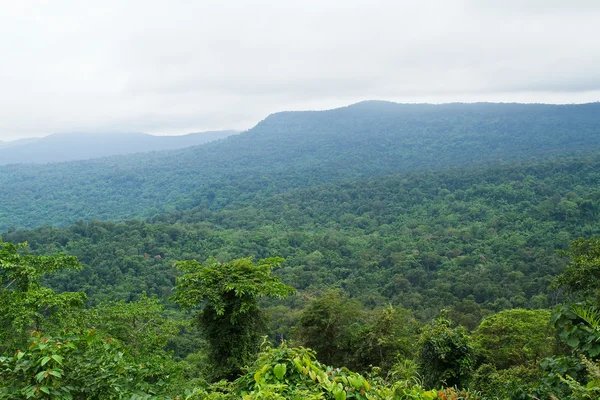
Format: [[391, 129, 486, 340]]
[[1, 0, 599, 140]]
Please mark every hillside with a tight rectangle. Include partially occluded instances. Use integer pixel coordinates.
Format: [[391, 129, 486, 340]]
[[3, 103, 600, 399], [0, 130, 238, 165], [5, 153, 600, 318], [1, 101, 600, 232], [0, 137, 39, 150]]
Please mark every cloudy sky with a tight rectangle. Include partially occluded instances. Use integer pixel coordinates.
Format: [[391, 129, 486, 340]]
[[1, 0, 599, 140]]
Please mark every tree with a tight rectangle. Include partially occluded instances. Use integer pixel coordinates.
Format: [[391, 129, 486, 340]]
[[295, 289, 363, 367], [172, 257, 294, 380], [554, 238, 600, 300], [85, 293, 179, 355], [417, 315, 474, 389], [474, 309, 555, 370], [0, 240, 85, 351], [351, 305, 419, 373], [447, 297, 486, 331]]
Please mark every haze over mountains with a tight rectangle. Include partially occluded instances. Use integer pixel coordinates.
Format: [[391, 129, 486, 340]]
[[1, 101, 600, 232], [0, 137, 39, 150], [0, 130, 239, 165]]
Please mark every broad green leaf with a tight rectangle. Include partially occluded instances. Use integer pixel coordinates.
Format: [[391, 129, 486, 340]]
[[363, 379, 371, 391], [273, 363, 286, 380], [348, 376, 362, 390], [566, 337, 580, 347], [334, 388, 347, 400], [51, 354, 64, 364], [49, 369, 62, 377], [35, 370, 46, 382], [589, 346, 600, 357]]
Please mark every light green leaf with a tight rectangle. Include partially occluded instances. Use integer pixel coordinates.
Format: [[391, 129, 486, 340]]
[[35, 370, 46, 382], [273, 363, 287, 380], [51, 354, 64, 364], [49, 369, 62, 377], [349, 376, 363, 390], [334, 388, 347, 400]]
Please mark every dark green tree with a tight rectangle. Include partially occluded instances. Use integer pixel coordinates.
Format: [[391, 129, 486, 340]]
[[296, 289, 363, 367], [351, 305, 419, 373], [417, 315, 475, 389], [554, 237, 600, 301], [172, 257, 294, 380]]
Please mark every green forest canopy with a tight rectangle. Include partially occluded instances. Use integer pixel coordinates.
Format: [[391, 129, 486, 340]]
[[2, 101, 600, 232], [4, 153, 599, 320], [3, 102, 600, 398]]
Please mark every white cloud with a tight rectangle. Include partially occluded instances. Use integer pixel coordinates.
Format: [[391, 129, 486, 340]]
[[1, 0, 599, 139]]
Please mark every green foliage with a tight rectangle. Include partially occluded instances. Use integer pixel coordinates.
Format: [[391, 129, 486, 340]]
[[552, 304, 600, 359], [447, 298, 489, 331], [474, 309, 555, 370], [418, 316, 475, 389], [353, 306, 420, 374], [236, 344, 376, 399], [9, 153, 600, 318], [173, 257, 294, 317], [173, 257, 295, 380], [297, 291, 420, 374], [470, 363, 541, 400], [554, 238, 600, 300], [296, 289, 363, 367], [571, 304, 600, 331], [0, 330, 175, 399], [557, 356, 600, 400], [2, 98, 600, 399], [534, 238, 600, 399], [537, 355, 585, 399], [3, 102, 600, 233], [537, 288, 600, 397], [0, 240, 85, 350], [0, 333, 73, 400], [0, 233, 573, 398], [192, 343, 455, 400], [84, 293, 179, 355]]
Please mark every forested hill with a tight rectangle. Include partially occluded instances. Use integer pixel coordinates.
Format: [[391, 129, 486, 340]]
[[1, 101, 600, 232], [5, 154, 600, 318], [0, 130, 238, 165]]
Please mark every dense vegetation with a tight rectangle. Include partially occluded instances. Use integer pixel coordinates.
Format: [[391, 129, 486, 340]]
[[3, 101, 600, 398], [3, 237, 600, 399], [5, 153, 600, 319], [2, 102, 600, 232]]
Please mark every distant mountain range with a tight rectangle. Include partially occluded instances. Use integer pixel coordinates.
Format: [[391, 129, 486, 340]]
[[1, 101, 600, 231], [0, 130, 239, 165], [0, 137, 40, 150]]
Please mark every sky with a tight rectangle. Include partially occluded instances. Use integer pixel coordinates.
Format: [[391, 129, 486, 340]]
[[1, 0, 599, 140]]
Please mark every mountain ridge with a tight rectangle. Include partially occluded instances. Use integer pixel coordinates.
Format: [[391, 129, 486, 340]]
[[1, 101, 600, 231], [0, 130, 239, 165]]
